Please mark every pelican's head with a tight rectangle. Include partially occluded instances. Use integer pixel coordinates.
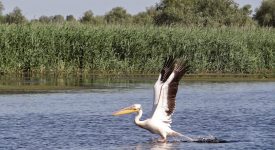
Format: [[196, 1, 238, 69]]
[[112, 104, 141, 116]]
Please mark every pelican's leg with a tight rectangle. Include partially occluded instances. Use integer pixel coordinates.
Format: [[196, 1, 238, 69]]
[[157, 136, 167, 143]]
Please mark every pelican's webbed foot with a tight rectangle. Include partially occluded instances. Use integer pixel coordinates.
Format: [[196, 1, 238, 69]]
[[157, 137, 167, 143]]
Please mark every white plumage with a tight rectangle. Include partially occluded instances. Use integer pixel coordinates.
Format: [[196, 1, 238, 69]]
[[113, 57, 193, 142]]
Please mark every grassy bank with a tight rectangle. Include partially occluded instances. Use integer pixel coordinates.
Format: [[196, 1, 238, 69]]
[[0, 24, 274, 74], [1, 73, 275, 94]]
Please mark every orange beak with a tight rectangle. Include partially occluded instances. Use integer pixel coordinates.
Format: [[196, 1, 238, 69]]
[[112, 105, 139, 116]]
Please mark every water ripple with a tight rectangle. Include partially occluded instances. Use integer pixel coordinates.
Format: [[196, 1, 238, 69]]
[[0, 82, 274, 149]]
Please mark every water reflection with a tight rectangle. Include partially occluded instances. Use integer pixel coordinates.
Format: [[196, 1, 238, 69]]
[[0, 73, 157, 87], [0, 73, 158, 94], [1, 73, 274, 93], [134, 142, 179, 150]]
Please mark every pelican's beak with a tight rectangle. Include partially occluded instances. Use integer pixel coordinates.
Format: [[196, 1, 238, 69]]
[[112, 105, 139, 116]]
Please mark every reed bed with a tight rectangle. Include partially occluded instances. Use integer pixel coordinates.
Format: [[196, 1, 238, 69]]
[[0, 24, 274, 74]]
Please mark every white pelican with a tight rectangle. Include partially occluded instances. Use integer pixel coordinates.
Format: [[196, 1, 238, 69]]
[[113, 57, 194, 142]]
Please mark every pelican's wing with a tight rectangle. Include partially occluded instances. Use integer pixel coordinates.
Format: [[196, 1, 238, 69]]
[[151, 59, 189, 124], [152, 57, 175, 113]]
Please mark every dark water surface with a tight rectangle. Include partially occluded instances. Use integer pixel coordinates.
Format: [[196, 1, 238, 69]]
[[0, 81, 274, 150]]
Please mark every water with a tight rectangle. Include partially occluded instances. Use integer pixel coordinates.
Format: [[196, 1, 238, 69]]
[[0, 81, 275, 149]]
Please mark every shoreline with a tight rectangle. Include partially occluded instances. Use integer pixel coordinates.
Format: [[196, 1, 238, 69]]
[[0, 74, 274, 94]]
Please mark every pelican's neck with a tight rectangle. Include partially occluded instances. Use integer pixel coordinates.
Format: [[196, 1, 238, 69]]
[[134, 109, 145, 127]]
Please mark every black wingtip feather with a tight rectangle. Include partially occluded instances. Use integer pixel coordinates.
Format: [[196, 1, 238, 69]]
[[160, 56, 175, 82], [173, 58, 189, 81], [166, 57, 189, 116]]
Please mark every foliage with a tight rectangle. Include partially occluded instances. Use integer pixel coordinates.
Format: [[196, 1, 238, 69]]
[[254, 0, 275, 27], [0, 0, 259, 27], [104, 7, 132, 24], [66, 15, 76, 22], [154, 0, 253, 27], [133, 7, 156, 25], [154, 0, 195, 25], [4, 7, 27, 24], [52, 15, 65, 23], [80, 10, 96, 24], [0, 1, 3, 15], [39, 16, 52, 23], [93, 16, 106, 25], [0, 24, 274, 74]]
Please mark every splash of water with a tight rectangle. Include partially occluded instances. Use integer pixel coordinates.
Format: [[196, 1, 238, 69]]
[[170, 135, 227, 143], [191, 135, 227, 143]]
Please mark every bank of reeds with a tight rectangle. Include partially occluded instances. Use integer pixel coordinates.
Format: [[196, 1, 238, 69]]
[[0, 24, 274, 74]]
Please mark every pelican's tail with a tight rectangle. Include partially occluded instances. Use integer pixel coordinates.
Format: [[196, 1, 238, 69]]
[[171, 131, 194, 142]]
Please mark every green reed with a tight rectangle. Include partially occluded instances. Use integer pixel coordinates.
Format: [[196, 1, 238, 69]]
[[0, 24, 274, 74]]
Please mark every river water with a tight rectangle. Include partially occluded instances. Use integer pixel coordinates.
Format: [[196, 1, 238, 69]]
[[0, 81, 274, 149]]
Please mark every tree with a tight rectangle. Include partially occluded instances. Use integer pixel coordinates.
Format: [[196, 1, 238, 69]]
[[154, 0, 253, 26], [154, 0, 196, 25], [30, 18, 39, 23], [66, 15, 76, 22], [238, 4, 255, 26], [133, 7, 156, 25], [0, 1, 4, 15], [80, 10, 96, 24], [52, 15, 64, 23], [254, 0, 275, 27], [0, 1, 3, 23], [104, 7, 132, 24], [93, 16, 106, 25], [241, 4, 252, 16], [195, 0, 250, 26], [39, 16, 52, 23], [5, 7, 27, 24]]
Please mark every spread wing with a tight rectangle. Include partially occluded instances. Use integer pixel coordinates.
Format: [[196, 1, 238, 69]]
[[151, 58, 189, 124], [152, 57, 175, 114]]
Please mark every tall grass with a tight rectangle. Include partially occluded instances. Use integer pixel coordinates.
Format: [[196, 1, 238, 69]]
[[0, 24, 274, 74]]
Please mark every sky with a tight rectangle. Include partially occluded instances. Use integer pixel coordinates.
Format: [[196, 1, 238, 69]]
[[1, 0, 262, 20]]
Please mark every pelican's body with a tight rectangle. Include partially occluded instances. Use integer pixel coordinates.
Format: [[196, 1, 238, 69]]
[[134, 109, 176, 139], [113, 57, 192, 142]]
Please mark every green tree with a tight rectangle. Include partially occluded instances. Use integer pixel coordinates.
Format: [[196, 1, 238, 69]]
[[241, 4, 252, 16], [52, 15, 64, 23], [238, 4, 255, 26], [0, 1, 4, 15], [30, 18, 39, 23], [66, 15, 76, 22], [195, 0, 250, 26], [5, 7, 27, 24], [154, 0, 196, 25], [0, 1, 3, 23], [254, 0, 275, 27], [80, 10, 96, 24], [93, 16, 106, 25], [104, 7, 132, 24], [133, 7, 156, 25], [39, 15, 52, 23], [154, 0, 252, 26]]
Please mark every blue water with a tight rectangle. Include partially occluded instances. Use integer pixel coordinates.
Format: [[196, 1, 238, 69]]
[[0, 82, 275, 149]]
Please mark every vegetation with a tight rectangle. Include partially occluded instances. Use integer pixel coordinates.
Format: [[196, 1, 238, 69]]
[[0, 0, 274, 76], [254, 0, 275, 27], [0, 0, 260, 27], [154, 0, 254, 26], [4, 7, 27, 24], [80, 10, 96, 24], [104, 7, 132, 25], [0, 24, 274, 74]]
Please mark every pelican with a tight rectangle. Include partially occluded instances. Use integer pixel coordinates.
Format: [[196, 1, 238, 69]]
[[113, 57, 193, 142]]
